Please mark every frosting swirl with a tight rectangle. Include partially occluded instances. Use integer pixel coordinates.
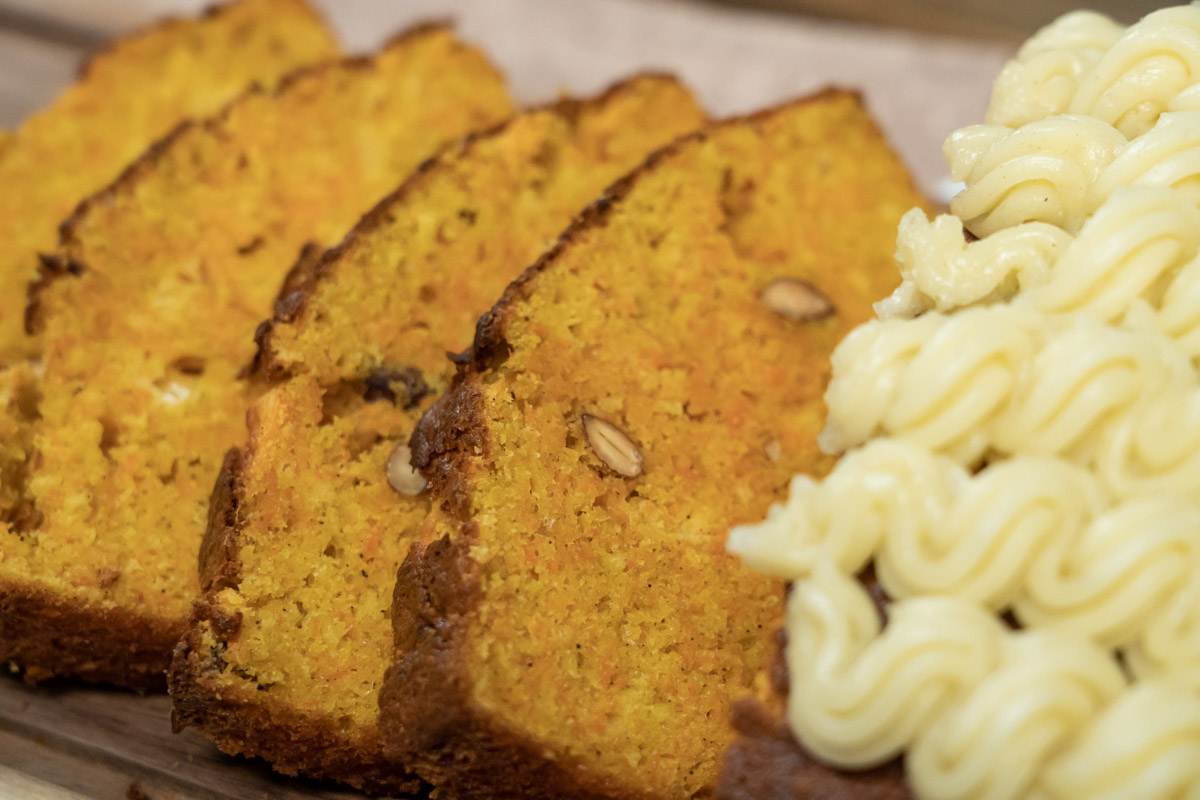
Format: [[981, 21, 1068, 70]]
[[988, 6, 1200, 138], [785, 564, 1200, 800], [822, 305, 1192, 471], [729, 6, 1200, 797], [730, 438, 1200, 688]]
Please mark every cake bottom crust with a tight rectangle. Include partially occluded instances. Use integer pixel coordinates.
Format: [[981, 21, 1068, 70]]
[[0, 577, 180, 690], [382, 535, 642, 800], [169, 617, 425, 796], [716, 698, 910, 800]]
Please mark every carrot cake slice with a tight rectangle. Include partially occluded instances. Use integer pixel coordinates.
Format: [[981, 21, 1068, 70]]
[[169, 75, 704, 792], [380, 89, 926, 799], [0, 0, 337, 363], [0, 25, 513, 690]]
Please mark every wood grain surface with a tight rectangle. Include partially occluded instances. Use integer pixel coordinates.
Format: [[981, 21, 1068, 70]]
[[0, 675, 366, 800]]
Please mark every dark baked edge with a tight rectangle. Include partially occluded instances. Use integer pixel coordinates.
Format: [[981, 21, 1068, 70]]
[[198, 446, 245, 593], [169, 600, 421, 795], [169, 448, 425, 793], [466, 87, 884, 374], [0, 577, 180, 690], [716, 696, 909, 800], [382, 534, 637, 800], [170, 72, 693, 791], [715, 619, 910, 800], [7, 16, 480, 684], [248, 70, 690, 381], [0, 3, 347, 688], [23, 0, 340, 337], [386, 87, 915, 799]]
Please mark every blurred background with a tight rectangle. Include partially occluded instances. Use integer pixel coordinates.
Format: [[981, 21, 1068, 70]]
[[717, 0, 1165, 40], [0, 0, 1169, 45], [0, 0, 1173, 194]]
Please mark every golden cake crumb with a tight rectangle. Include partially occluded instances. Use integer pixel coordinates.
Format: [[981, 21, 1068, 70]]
[[0, 0, 338, 362], [0, 26, 513, 690], [383, 89, 927, 800], [169, 75, 704, 790]]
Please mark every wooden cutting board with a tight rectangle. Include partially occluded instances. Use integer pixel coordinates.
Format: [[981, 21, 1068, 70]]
[[0, 1, 1012, 798], [0, 675, 364, 799]]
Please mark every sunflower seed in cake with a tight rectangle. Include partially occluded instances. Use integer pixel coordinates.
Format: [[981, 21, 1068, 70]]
[[582, 414, 643, 477]]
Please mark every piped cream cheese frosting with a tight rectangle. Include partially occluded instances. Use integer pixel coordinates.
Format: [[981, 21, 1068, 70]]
[[729, 5, 1200, 799], [988, 5, 1200, 137]]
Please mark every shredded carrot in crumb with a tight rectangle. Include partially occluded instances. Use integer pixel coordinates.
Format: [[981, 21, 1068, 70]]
[[434, 91, 927, 798], [181, 75, 704, 744]]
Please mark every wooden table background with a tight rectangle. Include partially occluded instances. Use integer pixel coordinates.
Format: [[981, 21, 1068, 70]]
[[0, 0, 1088, 796]]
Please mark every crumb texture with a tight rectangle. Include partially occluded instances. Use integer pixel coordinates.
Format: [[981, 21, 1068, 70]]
[[170, 75, 704, 788], [0, 0, 338, 362], [386, 90, 926, 799], [0, 26, 514, 687]]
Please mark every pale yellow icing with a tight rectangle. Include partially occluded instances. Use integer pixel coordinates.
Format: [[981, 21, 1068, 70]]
[[987, 11, 1123, 129], [1070, 6, 1200, 137], [988, 5, 1200, 138], [821, 304, 1194, 469], [947, 115, 1125, 237], [729, 439, 1200, 690], [889, 112, 1200, 326], [728, 5, 1200, 796], [877, 210, 1069, 318], [883, 188, 1200, 329], [1093, 110, 1200, 202], [784, 564, 1200, 800]]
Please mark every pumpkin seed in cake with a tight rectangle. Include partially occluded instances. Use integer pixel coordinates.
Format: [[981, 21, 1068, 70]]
[[582, 414, 644, 477], [762, 277, 835, 320]]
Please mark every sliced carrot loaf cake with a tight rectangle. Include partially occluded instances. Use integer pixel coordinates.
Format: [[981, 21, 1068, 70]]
[[0, 0, 337, 363], [169, 75, 705, 792], [380, 89, 926, 799], [0, 26, 513, 690]]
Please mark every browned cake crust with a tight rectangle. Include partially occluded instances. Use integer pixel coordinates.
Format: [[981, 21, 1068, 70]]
[[170, 452, 422, 794], [6, 19, 512, 697], [388, 540, 913, 800], [717, 699, 909, 800], [245, 70, 691, 383], [0, 581, 179, 689], [387, 534, 633, 800], [383, 89, 921, 799], [380, 173, 664, 799], [25, 118, 193, 336], [196, 447, 245, 594], [9, 73, 323, 691], [171, 76, 701, 793], [0, 0, 338, 363], [28, 21, 453, 337], [715, 616, 910, 800], [168, 662, 416, 794]]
